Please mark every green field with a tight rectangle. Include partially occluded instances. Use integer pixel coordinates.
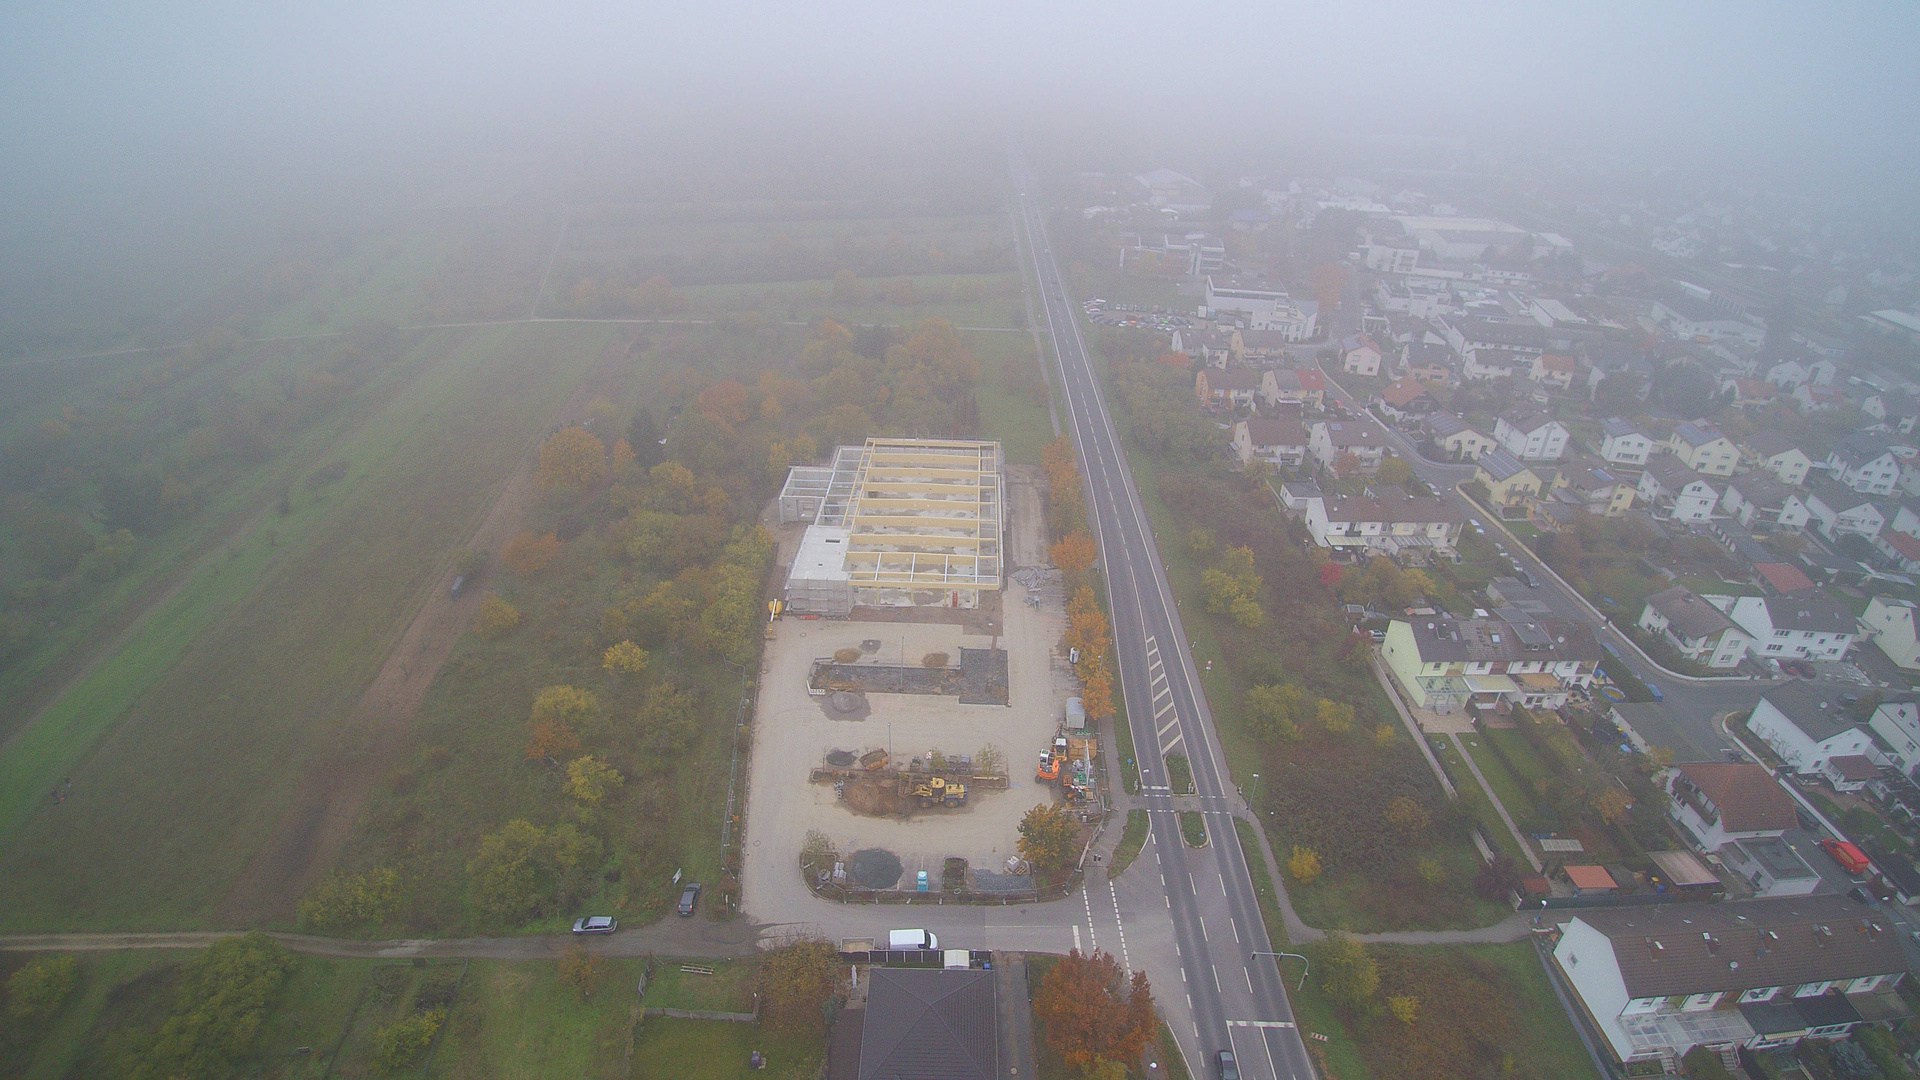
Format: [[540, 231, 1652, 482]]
[[1457, 732, 1548, 829], [0, 324, 612, 930], [969, 328, 1054, 466], [1430, 736, 1529, 865], [630, 1016, 825, 1080]]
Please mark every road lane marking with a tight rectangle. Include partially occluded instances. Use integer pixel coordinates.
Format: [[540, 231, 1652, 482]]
[[1157, 716, 1179, 737], [1212, 965, 1221, 992], [1226, 1020, 1298, 1029], [1154, 700, 1175, 720], [1246, 968, 1254, 992], [1199, 917, 1208, 941], [1073, 925, 1081, 951], [1160, 733, 1184, 754], [1232, 917, 1240, 944]]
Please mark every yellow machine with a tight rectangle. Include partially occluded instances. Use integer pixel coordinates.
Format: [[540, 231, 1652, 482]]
[[910, 776, 968, 807]]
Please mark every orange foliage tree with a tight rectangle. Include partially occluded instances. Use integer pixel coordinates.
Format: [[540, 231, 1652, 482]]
[[524, 717, 580, 761], [1032, 950, 1156, 1075], [1042, 436, 1087, 539], [502, 531, 563, 575], [1050, 530, 1097, 590]]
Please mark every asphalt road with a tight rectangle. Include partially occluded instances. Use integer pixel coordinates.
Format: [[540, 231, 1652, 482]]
[[1014, 166, 1315, 1080]]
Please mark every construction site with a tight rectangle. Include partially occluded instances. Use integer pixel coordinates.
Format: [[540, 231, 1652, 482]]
[[740, 444, 1107, 900]]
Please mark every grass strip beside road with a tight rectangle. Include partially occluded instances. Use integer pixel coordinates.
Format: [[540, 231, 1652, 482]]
[[1109, 809, 1150, 877], [1179, 811, 1206, 848], [1165, 752, 1193, 794]]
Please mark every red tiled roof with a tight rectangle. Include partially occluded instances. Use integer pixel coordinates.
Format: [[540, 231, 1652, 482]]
[[1754, 562, 1816, 594], [1882, 530, 1920, 561], [1564, 865, 1616, 890], [1378, 377, 1431, 407]]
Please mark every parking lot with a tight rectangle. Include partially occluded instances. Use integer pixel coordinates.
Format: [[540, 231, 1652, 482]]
[[739, 578, 1076, 904]]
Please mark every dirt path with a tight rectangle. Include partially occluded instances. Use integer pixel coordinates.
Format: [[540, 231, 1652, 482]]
[[217, 333, 634, 925], [0, 917, 765, 960]]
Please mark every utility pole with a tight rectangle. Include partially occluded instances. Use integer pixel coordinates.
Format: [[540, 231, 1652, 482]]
[[1251, 951, 1309, 991]]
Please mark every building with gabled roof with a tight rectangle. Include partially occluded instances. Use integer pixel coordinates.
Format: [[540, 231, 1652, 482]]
[[1663, 761, 1798, 850], [830, 967, 1000, 1080], [1721, 473, 1810, 531], [1551, 895, 1909, 1065], [1745, 431, 1813, 486], [1862, 597, 1920, 672], [1474, 448, 1542, 513], [1303, 490, 1463, 562], [1637, 586, 1750, 668], [1600, 418, 1653, 466], [1494, 408, 1569, 461], [1424, 412, 1495, 462], [1747, 681, 1873, 774], [1232, 415, 1309, 468], [1667, 420, 1738, 476]]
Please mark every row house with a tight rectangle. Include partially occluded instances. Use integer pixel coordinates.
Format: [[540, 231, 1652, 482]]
[[1721, 473, 1811, 530], [1667, 419, 1739, 476], [1194, 367, 1261, 408], [1259, 366, 1327, 410], [1599, 418, 1653, 466], [1551, 896, 1908, 1067], [1426, 412, 1495, 461], [1728, 596, 1859, 664], [1637, 586, 1752, 668], [1308, 418, 1389, 472], [1638, 457, 1720, 523], [1805, 485, 1884, 541], [1865, 695, 1920, 773], [1873, 528, 1920, 574], [1380, 610, 1602, 713], [1302, 491, 1463, 563], [1461, 347, 1527, 381], [1493, 408, 1569, 461], [1745, 431, 1814, 487], [1439, 315, 1550, 358], [1827, 434, 1907, 496], [1400, 340, 1454, 383], [1231, 415, 1309, 469], [1171, 326, 1238, 367]]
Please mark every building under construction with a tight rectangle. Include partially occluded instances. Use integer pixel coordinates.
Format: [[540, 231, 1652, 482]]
[[778, 438, 1004, 615]]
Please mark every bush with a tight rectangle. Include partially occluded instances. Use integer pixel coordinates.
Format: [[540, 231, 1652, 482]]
[[370, 1008, 445, 1073], [298, 866, 401, 934], [5, 953, 78, 1026], [121, 933, 296, 1080]]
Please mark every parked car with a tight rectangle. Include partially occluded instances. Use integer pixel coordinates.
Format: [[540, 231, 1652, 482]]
[[571, 915, 617, 934], [677, 882, 702, 917]]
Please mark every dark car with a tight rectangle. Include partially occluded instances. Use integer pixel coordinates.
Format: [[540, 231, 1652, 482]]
[[1216, 1050, 1240, 1080], [677, 882, 702, 917]]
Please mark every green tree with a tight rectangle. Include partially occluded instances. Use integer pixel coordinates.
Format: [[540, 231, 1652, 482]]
[[298, 866, 401, 933], [370, 1009, 445, 1073], [126, 933, 296, 1080], [1245, 683, 1305, 742], [1376, 455, 1413, 486], [1387, 994, 1419, 1024], [5, 953, 78, 1026], [1316, 699, 1355, 735], [1319, 933, 1379, 1010], [626, 410, 664, 469], [1018, 802, 1078, 872], [475, 592, 520, 638], [1287, 845, 1322, 883], [565, 754, 623, 806], [467, 820, 603, 925], [601, 640, 650, 676]]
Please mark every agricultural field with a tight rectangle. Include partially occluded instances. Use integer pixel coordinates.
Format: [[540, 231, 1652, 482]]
[[0, 323, 615, 930]]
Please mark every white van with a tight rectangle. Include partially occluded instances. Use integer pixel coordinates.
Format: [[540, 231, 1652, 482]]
[[887, 928, 939, 950]]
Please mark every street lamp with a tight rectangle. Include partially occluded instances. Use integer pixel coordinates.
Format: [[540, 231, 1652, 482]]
[[1250, 772, 1261, 812], [1251, 951, 1309, 992]]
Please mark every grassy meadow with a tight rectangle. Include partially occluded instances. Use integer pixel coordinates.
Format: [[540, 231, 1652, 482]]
[[0, 324, 612, 930]]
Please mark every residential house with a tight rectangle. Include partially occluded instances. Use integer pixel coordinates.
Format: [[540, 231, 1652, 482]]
[[1277, 480, 1321, 512], [1729, 596, 1858, 664], [1194, 367, 1261, 408], [1308, 418, 1389, 472], [1638, 457, 1720, 523], [1600, 418, 1653, 466], [1861, 597, 1920, 672], [1889, 502, 1920, 539], [1235, 328, 1293, 362], [1553, 463, 1635, 517], [1794, 383, 1846, 413], [1171, 326, 1238, 367], [1372, 376, 1436, 422], [1765, 358, 1811, 390], [1303, 491, 1463, 562], [1862, 392, 1920, 435], [1663, 761, 1797, 851], [1380, 611, 1602, 712], [1753, 561, 1817, 596], [1440, 315, 1549, 358], [1550, 895, 1908, 1066], [1259, 366, 1327, 410], [1746, 431, 1814, 487], [1494, 408, 1569, 461], [1400, 341, 1454, 384], [1461, 347, 1526, 381], [1474, 449, 1542, 514], [1865, 697, 1920, 775], [1426, 413, 1495, 462], [829, 967, 1000, 1080], [1722, 473, 1811, 530], [1667, 420, 1739, 477], [1531, 352, 1582, 391], [1821, 755, 1879, 794], [1637, 586, 1752, 668], [1747, 682, 1874, 774], [1232, 415, 1309, 468], [1805, 484, 1885, 541], [1874, 528, 1920, 573], [1827, 434, 1906, 496], [1722, 377, 1779, 410], [1340, 334, 1382, 377]]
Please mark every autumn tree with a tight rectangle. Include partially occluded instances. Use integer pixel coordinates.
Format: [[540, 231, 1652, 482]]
[[1384, 795, 1432, 838], [1311, 262, 1349, 318], [758, 937, 843, 1036], [1031, 950, 1157, 1075], [601, 640, 650, 676], [1042, 436, 1088, 538], [1388, 995, 1419, 1024], [1245, 683, 1306, 742], [475, 593, 521, 638], [536, 424, 607, 488], [502, 530, 563, 575], [1287, 845, 1323, 883], [1050, 530, 1097, 590], [1078, 659, 1115, 723], [1591, 784, 1633, 825], [609, 437, 637, 472], [370, 1010, 445, 1072], [1018, 802, 1078, 872], [1320, 932, 1379, 1010], [1316, 698, 1355, 735], [565, 754, 623, 806], [557, 944, 603, 1000], [467, 819, 603, 925], [1201, 545, 1263, 627], [1474, 854, 1524, 902], [524, 716, 580, 761], [1376, 455, 1414, 486]]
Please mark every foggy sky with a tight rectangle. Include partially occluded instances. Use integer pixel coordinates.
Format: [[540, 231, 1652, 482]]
[[3, 0, 1918, 201]]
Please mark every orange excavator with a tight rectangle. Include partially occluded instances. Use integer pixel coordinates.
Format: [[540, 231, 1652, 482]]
[[1036, 748, 1061, 782]]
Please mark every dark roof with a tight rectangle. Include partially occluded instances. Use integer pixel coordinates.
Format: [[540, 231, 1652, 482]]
[[1401, 613, 1601, 663], [1671, 762, 1796, 832], [1827, 754, 1878, 781], [1319, 492, 1462, 525], [1497, 407, 1560, 434], [1756, 595, 1858, 635], [1601, 417, 1645, 440], [1477, 447, 1532, 483], [1315, 418, 1387, 448], [1729, 472, 1794, 508], [1746, 430, 1803, 458], [1569, 894, 1906, 998], [1807, 482, 1877, 514], [1242, 416, 1308, 447], [1671, 420, 1726, 448], [1403, 340, 1452, 365], [1643, 455, 1708, 490], [1645, 586, 1735, 639], [859, 969, 999, 1080], [1760, 681, 1864, 742], [1426, 412, 1470, 438], [1201, 368, 1262, 392], [1449, 316, 1549, 351]]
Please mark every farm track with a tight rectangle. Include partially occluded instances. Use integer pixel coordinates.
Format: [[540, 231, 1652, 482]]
[[0, 918, 765, 960], [217, 330, 636, 925]]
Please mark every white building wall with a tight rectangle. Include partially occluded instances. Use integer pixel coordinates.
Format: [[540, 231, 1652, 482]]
[[1554, 919, 1639, 1062]]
